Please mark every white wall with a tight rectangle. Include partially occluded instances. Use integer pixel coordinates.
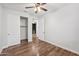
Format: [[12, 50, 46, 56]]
[[0, 7, 32, 49], [7, 13, 20, 46], [0, 5, 2, 50], [38, 17, 45, 40], [0, 5, 7, 50], [44, 4, 79, 53]]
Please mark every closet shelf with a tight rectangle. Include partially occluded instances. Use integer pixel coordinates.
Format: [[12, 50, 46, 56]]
[[20, 26, 28, 27]]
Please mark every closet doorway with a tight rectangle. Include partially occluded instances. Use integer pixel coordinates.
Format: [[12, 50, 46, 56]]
[[32, 22, 37, 42], [32, 23, 36, 34], [20, 16, 28, 44]]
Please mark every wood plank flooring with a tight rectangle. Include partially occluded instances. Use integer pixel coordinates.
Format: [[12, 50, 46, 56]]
[[0, 37, 79, 56]]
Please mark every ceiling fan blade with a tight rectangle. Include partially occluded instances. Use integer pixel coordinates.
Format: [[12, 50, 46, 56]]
[[40, 7, 48, 11], [41, 3, 46, 5], [35, 3, 40, 7], [37, 3, 40, 5], [25, 6, 34, 9]]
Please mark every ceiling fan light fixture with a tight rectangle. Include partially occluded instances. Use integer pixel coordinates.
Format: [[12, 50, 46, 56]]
[[34, 7, 37, 11], [37, 6, 41, 12], [25, 3, 47, 13]]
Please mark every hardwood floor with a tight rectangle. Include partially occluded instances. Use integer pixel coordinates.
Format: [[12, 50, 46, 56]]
[[0, 37, 79, 56]]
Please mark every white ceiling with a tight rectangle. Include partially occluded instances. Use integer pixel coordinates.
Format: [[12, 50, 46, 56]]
[[1, 3, 69, 18]]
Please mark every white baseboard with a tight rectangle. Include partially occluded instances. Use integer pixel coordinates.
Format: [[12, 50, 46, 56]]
[[0, 45, 8, 54], [40, 39, 79, 55], [0, 42, 20, 54], [28, 39, 32, 42]]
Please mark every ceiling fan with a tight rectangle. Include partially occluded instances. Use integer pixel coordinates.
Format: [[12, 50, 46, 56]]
[[25, 3, 48, 13]]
